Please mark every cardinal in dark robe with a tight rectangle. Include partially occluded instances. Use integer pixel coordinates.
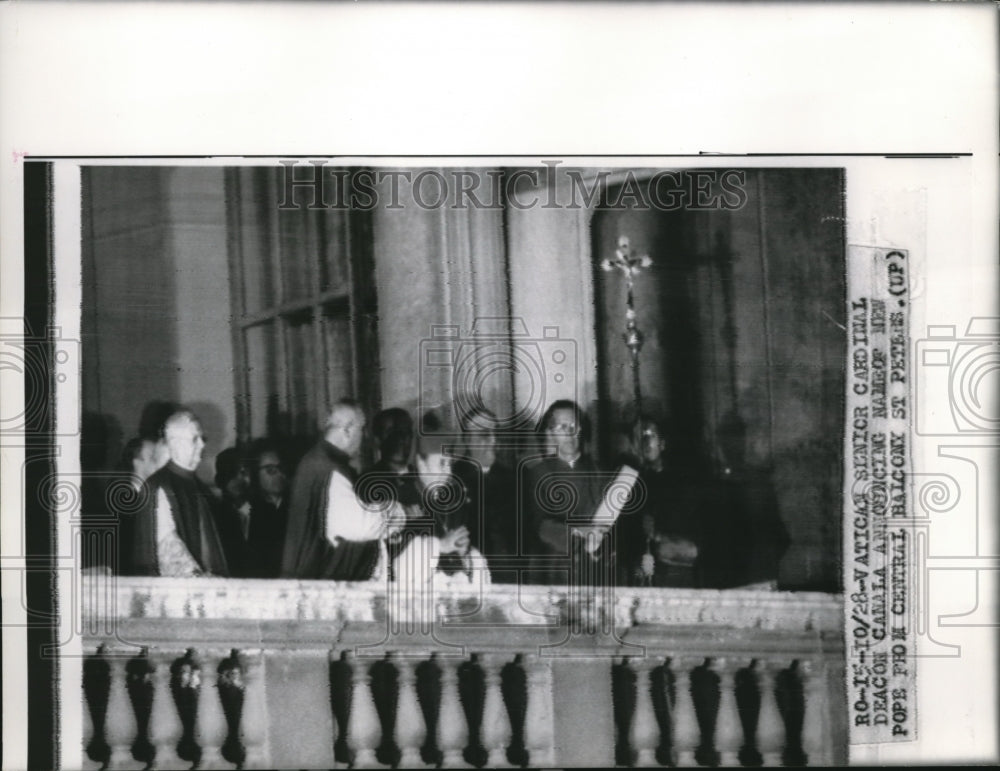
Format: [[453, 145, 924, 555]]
[[280, 401, 384, 580], [128, 410, 229, 577]]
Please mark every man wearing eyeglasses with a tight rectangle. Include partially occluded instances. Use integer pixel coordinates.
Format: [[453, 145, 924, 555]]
[[523, 399, 637, 586], [245, 440, 290, 578]]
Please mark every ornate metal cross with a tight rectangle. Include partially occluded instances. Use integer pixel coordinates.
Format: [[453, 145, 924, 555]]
[[600, 235, 653, 413]]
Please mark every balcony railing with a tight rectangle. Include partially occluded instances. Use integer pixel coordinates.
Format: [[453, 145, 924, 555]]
[[78, 576, 846, 768]]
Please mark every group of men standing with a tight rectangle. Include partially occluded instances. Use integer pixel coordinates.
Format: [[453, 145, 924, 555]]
[[118, 398, 788, 591], [117, 410, 289, 578]]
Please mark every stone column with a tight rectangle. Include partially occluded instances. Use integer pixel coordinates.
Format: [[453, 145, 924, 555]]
[[149, 653, 183, 770], [196, 655, 228, 769], [629, 657, 660, 767], [712, 658, 744, 767], [346, 653, 382, 768], [480, 654, 512, 768], [105, 653, 139, 770], [241, 653, 269, 769], [436, 656, 470, 768], [801, 660, 828, 766], [83, 647, 111, 768], [755, 661, 785, 766], [392, 653, 427, 768], [668, 658, 699, 767], [124, 650, 155, 768], [80, 690, 102, 771], [523, 656, 555, 767]]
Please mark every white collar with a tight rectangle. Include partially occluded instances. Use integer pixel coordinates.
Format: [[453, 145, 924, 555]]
[[560, 453, 582, 469]]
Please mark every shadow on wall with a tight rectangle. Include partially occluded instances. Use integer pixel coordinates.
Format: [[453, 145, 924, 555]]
[[81, 411, 124, 473]]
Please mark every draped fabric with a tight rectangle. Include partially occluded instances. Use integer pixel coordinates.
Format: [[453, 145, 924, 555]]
[[697, 466, 790, 589], [128, 461, 230, 577], [279, 439, 380, 580]]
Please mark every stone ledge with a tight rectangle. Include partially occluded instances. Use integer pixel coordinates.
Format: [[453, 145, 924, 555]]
[[81, 577, 843, 635]]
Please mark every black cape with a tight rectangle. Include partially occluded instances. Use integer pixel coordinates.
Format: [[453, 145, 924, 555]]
[[279, 439, 380, 580], [521, 454, 608, 586], [246, 494, 289, 578], [128, 461, 230, 577]]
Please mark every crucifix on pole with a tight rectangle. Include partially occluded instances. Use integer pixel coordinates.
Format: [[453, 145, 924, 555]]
[[600, 235, 653, 415]]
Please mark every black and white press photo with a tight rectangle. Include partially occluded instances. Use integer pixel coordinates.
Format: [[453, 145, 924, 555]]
[[63, 161, 850, 768]]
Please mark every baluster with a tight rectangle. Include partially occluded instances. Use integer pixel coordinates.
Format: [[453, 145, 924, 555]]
[[668, 658, 699, 767], [150, 653, 184, 770], [106, 652, 140, 769], [393, 654, 427, 768], [612, 658, 634, 768], [347, 652, 382, 768], [755, 661, 785, 767], [241, 653, 268, 769], [83, 647, 111, 768], [501, 657, 529, 768], [650, 658, 672, 766], [217, 650, 247, 768], [629, 657, 660, 767], [711, 658, 743, 767], [541, 660, 556, 767], [81, 689, 101, 771], [437, 656, 469, 768], [800, 660, 827, 766], [523, 656, 554, 767], [777, 661, 806, 767], [196, 654, 229, 769], [81, 691, 93, 763], [330, 651, 352, 766], [170, 649, 202, 767], [370, 655, 400, 768], [125, 649, 156, 768], [480, 654, 512, 768]]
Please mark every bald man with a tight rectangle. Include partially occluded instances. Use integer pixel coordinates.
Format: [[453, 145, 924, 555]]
[[129, 409, 229, 577], [280, 399, 399, 580]]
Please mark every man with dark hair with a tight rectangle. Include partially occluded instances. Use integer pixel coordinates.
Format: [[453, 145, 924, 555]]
[[128, 409, 229, 577], [245, 440, 290, 578], [213, 447, 253, 578], [616, 416, 700, 587], [281, 400, 401, 580], [388, 409, 489, 587], [370, 407, 415, 474]]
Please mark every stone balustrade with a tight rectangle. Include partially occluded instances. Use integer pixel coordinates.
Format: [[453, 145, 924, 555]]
[[78, 576, 846, 768]]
